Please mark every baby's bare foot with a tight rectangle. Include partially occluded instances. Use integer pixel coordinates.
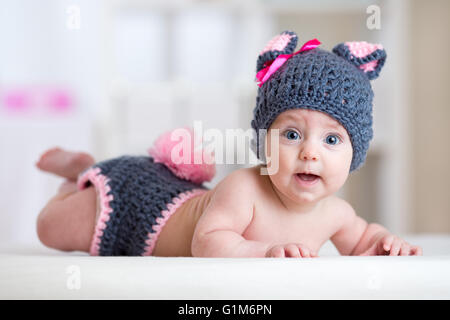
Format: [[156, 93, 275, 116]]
[[36, 147, 95, 181]]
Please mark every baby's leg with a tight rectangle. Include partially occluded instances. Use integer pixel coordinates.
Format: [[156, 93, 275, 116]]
[[37, 184, 97, 252], [36, 148, 97, 253]]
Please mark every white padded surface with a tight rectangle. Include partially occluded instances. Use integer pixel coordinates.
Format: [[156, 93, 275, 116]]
[[1, 234, 449, 299]]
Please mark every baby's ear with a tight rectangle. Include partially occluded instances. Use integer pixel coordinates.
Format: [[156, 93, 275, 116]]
[[332, 41, 386, 80], [256, 30, 298, 73]]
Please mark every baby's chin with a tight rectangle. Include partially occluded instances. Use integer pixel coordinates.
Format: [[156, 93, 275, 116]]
[[289, 188, 327, 204], [272, 179, 327, 205]]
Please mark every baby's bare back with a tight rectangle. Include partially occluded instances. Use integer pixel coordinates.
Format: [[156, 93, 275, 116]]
[[152, 189, 214, 256]]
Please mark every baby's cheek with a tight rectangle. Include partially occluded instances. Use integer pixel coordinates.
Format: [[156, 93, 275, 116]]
[[322, 161, 350, 192], [325, 147, 353, 187], [268, 145, 293, 176]]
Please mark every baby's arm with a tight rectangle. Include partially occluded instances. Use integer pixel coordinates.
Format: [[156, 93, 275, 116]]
[[191, 169, 271, 258], [331, 200, 422, 256]]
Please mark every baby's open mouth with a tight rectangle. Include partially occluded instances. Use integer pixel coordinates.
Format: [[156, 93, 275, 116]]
[[296, 173, 320, 182]]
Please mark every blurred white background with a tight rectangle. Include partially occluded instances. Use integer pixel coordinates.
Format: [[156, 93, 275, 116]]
[[0, 0, 449, 246]]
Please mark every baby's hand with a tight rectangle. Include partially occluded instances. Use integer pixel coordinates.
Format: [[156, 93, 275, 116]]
[[265, 243, 318, 258], [360, 234, 423, 256]]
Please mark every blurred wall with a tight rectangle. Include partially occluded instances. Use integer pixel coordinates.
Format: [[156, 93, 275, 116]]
[[410, 0, 450, 233], [0, 0, 102, 244]]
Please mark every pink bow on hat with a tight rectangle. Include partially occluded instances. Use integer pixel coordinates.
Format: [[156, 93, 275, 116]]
[[256, 38, 321, 88]]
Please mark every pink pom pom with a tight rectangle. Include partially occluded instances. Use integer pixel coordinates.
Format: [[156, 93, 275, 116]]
[[148, 127, 216, 184]]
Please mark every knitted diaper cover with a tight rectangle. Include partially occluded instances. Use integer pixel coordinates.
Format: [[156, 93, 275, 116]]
[[77, 155, 209, 256]]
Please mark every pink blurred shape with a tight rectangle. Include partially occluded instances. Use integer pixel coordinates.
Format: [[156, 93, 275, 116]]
[[3, 90, 31, 112], [47, 89, 73, 113]]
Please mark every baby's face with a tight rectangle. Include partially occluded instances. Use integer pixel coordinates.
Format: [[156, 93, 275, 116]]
[[265, 109, 353, 204]]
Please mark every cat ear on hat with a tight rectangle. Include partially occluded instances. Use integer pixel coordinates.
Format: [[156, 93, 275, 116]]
[[332, 41, 386, 80], [256, 31, 298, 73]]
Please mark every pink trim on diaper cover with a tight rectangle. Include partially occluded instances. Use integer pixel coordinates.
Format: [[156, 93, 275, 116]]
[[77, 167, 114, 256], [142, 188, 208, 256]]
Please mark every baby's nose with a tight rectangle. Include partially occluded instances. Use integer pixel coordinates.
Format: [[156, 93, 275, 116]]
[[299, 147, 319, 161], [301, 154, 318, 161]]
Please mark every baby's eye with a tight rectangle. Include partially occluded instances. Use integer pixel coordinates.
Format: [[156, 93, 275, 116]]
[[325, 134, 341, 145], [284, 130, 300, 140]]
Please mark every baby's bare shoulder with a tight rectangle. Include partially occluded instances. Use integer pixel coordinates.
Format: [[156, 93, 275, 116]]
[[324, 195, 357, 224], [193, 166, 263, 236], [216, 165, 262, 191], [208, 166, 263, 206]]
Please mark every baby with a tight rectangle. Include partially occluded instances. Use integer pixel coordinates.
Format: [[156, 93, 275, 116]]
[[36, 31, 422, 257]]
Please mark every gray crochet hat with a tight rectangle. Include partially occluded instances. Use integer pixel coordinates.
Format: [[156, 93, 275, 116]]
[[250, 31, 387, 172]]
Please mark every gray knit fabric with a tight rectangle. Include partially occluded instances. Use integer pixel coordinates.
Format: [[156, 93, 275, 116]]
[[251, 31, 387, 172], [78, 156, 207, 256]]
